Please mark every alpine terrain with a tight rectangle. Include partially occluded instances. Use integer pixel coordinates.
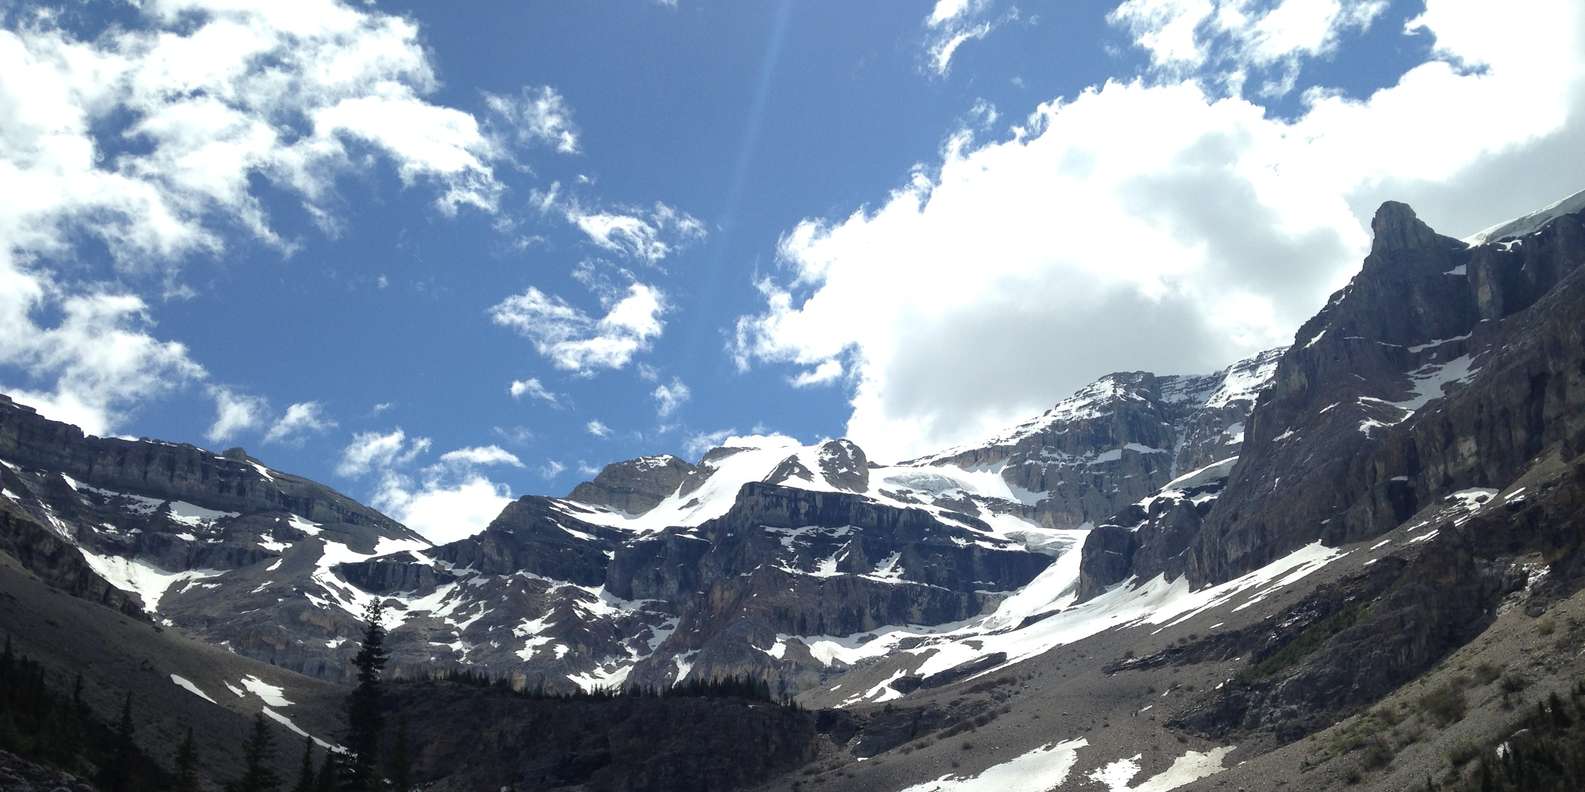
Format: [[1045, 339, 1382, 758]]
[[4, 188, 1585, 791]]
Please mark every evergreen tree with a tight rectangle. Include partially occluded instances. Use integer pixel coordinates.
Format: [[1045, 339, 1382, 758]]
[[291, 735, 316, 792], [100, 691, 137, 792], [389, 716, 412, 792], [314, 748, 339, 792], [343, 598, 388, 791], [173, 727, 201, 792], [234, 712, 280, 792]]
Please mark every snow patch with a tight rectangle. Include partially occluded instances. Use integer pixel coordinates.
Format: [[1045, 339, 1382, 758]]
[[898, 738, 1088, 792], [170, 674, 217, 704]]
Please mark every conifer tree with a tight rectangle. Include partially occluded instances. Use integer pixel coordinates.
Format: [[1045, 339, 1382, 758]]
[[389, 716, 412, 792], [234, 712, 280, 792], [101, 691, 136, 792], [313, 749, 339, 792], [173, 727, 201, 792], [343, 598, 388, 791], [291, 734, 316, 792]]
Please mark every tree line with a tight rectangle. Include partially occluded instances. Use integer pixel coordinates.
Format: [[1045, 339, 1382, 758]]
[[0, 598, 408, 792], [2, 597, 796, 790], [432, 665, 800, 708]]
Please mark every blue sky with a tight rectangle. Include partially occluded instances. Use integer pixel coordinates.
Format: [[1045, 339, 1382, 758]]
[[2, 0, 1583, 541]]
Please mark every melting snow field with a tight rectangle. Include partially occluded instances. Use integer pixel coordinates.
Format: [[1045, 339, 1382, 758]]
[[898, 738, 1233, 792], [76, 549, 223, 612], [1088, 747, 1235, 792], [794, 540, 1344, 690], [238, 674, 292, 707], [898, 738, 1089, 792]]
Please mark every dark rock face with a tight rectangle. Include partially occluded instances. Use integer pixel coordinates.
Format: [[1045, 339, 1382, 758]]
[[567, 455, 697, 514], [0, 396, 410, 535], [0, 394, 428, 682], [612, 483, 1053, 693], [817, 439, 870, 492], [1082, 201, 1585, 592], [1169, 450, 1585, 748], [387, 680, 819, 792], [433, 496, 620, 586], [0, 506, 140, 617]]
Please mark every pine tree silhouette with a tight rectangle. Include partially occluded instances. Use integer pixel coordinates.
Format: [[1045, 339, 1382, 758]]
[[234, 712, 280, 792], [291, 734, 316, 792], [343, 598, 388, 791], [389, 716, 412, 792], [173, 727, 200, 792], [100, 691, 136, 792]]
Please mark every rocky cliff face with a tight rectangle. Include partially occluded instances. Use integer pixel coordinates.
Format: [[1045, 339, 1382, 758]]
[[1074, 199, 1585, 598], [912, 348, 1282, 532]]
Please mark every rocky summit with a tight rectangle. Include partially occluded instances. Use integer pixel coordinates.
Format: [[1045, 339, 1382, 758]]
[[6, 191, 1585, 792]]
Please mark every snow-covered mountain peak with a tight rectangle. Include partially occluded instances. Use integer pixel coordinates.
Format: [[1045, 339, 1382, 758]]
[[1464, 186, 1585, 246]]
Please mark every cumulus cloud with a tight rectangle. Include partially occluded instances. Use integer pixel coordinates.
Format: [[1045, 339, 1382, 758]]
[[0, 0, 515, 433], [540, 459, 566, 479], [735, 0, 1585, 462], [485, 85, 581, 155], [206, 386, 268, 443], [373, 473, 511, 546], [263, 401, 336, 445], [585, 420, 612, 438], [0, 292, 205, 435], [336, 428, 431, 477], [508, 377, 560, 405], [491, 281, 666, 373], [651, 377, 691, 418], [340, 432, 519, 543]]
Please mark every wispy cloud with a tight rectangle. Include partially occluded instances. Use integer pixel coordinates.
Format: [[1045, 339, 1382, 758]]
[[491, 282, 667, 373]]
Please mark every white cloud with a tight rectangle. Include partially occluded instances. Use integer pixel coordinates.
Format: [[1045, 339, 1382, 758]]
[[566, 201, 706, 265], [0, 292, 206, 436], [929, 22, 993, 76], [789, 359, 844, 388], [369, 442, 524, 543], [263, 401, 336, 445], [0, 0, 512, 432], [651, 377, 691, 417], [484, 85, 581, 155], [585, 419, 612, 438], [437, 445, 523, 468], [491, 281, 667, 373], [205, 386, 268, 443], [683, 428, 736, 458], [928, 0, 982, 28], [736, 0, 1585, 462], [540, 459, 566, 479], [508, 377, 560, 405], [922, 0, 1012, 76], [336, 428, 430, 477], [372, 472, 510, 545], [1109, 0, 1392, 95]]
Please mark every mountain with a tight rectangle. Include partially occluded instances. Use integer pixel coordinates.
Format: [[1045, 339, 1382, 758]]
[[4, 191, 1585, 791], [0, 337, 1281, 701]]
